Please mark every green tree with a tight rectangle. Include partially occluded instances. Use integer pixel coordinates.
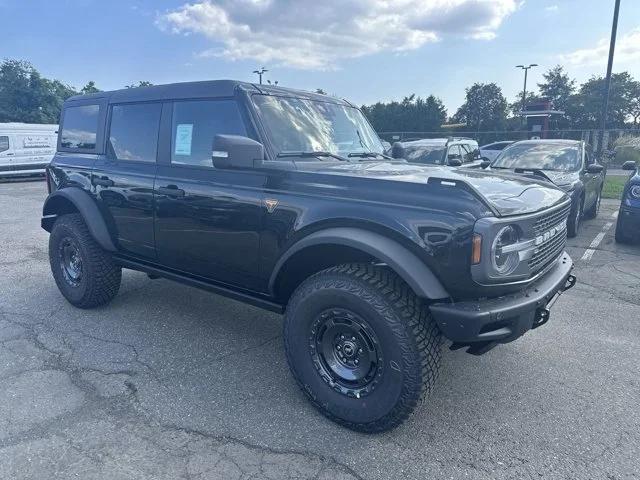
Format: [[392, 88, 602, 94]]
[[80, 81, 101, 94], [453, 82, 508, 131], [537, 66, 576, 111], [629, 80, 640, 126], [0, 59, 76, 123], [570, 72, 636, 128], [361, 94, 447, 134]]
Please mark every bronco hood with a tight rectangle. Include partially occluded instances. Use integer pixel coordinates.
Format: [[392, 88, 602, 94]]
[[311, 161, 569, 217]]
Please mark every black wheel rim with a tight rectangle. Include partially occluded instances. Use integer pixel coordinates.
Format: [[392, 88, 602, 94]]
[[58, 236, 83, 287], [309, 308, 383, 398]]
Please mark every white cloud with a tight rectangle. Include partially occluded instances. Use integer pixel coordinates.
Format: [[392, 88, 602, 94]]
[[559, 27, 640, 67], [545, 5, 559, 12], [158, 0, 519, 70]]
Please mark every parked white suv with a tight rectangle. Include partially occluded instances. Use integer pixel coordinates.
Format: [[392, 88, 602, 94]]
[[0, 123, 58, 178], [480, 141, 513, 162]]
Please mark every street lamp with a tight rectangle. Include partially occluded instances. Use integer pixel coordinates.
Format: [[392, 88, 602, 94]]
[[252, 67, 268, 85], [516, 64, 538, 125]]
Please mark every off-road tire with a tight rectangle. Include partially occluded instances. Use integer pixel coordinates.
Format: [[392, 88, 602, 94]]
[[567, 198, 583, 238], [584, 189, 601, 220], [283, 263, 442, 432], [49, 213, 121, 308]]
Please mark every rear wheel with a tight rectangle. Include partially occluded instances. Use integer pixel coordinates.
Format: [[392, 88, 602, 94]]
[[283, 263, 442, 432], [49, 213, 121, 308], [567, 198, 583, 238]]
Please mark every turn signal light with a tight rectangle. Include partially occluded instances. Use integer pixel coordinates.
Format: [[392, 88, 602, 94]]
[[471, 234, 482, 265]]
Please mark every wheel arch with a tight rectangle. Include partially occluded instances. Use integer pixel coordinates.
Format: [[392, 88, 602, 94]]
[[269, 227, 450, 304], [42, 188, 116, 252]]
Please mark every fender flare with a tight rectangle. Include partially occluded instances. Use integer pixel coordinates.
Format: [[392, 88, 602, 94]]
[[41, 188, 117, 252], [269, 227, 450, 300]]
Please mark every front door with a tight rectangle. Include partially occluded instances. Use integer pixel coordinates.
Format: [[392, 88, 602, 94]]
[[93, 102, 162, 259], [154, 98, 266, 292]]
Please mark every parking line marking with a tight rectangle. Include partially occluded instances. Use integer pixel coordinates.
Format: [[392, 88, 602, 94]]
[[581, 222, 614, 261], [612, 211, 619, 219]]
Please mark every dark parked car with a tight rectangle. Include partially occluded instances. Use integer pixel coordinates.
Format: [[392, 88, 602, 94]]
[[615, 161, 640, 243], [490, 140, 605, 237], [391, 137, 486, 168], [41, 81, 575, 432]]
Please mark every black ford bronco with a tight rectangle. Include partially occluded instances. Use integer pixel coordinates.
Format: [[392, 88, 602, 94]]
[[42, 81, 576, 432]]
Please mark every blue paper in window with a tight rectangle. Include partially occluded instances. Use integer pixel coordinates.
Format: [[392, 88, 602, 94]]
[[175, 124, 193, 156]]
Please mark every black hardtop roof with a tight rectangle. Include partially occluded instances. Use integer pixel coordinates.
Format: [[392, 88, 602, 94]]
[[65, 79, 351, 106]]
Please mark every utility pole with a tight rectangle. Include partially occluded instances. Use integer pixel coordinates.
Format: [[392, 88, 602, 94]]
[[252, 67, 268, 85], [597, 0, 621, 158], [516, 64, 538, 128]]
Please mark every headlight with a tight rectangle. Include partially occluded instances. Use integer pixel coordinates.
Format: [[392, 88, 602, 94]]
[[630, 185, 640, 199], [491, 225, 520, 275]]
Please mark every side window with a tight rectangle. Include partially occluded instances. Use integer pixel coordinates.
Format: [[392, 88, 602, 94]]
[[0, 136, 9, 153], [448, 145, 461, 159], [60, 104, 100, 150], [107, 103, 162, 162], [171, 100, 247, 167], [460, 144, 474, 163]]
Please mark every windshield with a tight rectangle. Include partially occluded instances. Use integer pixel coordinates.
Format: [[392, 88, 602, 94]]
[[492, 143, 580, 171], [252, 94, 384, 158], [402, 145, 446, 165]]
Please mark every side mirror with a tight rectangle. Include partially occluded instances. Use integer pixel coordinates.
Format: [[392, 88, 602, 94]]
[[622, 160, 637, 171], [391, 142, 404, 159], [480, 160, 491, 169], [585, 163, 604, 174], [212, 135, 264, 169], [448, 156, 462, 167]]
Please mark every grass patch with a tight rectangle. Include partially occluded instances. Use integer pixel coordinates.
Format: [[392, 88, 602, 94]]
[[602, 176, 627, 200]]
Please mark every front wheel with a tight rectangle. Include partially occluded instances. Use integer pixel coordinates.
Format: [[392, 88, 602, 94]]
[[49, 213, 122, 308], [283, 264, 442, 432], [567, 198, 583, 238]]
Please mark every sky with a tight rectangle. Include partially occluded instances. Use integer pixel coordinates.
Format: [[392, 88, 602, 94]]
[[1, 0, 639, 115]]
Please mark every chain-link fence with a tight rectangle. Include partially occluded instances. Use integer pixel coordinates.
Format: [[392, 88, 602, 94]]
[[378, 129, 640, 166]]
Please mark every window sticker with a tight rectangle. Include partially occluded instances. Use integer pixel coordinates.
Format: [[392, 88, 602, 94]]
[[175, 124, 193, 156]]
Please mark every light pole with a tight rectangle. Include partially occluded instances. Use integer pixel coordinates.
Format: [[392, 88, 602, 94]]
[[597, 0, 621, 158], [516, 64, 538, 127], [252, 67, 268, 85]]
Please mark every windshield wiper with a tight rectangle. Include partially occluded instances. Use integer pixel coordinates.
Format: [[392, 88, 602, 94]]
[[347, 151, 394, 160], [277, 151, 350, 162]]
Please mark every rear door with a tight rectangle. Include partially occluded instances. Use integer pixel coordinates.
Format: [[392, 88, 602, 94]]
[[0, 135, 12, 172], [582, 145, 600, 210], [154, 98, 266, 292], [92, 102, 162, 259]]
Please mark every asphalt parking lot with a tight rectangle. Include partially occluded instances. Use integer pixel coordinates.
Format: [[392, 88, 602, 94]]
[[1, 179, 638, 480]]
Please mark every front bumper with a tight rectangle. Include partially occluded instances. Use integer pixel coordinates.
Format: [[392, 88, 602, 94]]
[[430, 252, 575, 354]]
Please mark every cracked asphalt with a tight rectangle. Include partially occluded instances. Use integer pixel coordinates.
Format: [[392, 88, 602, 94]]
[[1, 179, 638, 480]]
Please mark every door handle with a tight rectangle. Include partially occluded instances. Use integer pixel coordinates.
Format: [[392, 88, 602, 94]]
[[156, 186, 185, 197], [92, 177, 114, 187]]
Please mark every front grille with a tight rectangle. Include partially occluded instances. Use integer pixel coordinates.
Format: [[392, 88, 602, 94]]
[[533, 202, 571, 236], [528, 202, 571, 274]]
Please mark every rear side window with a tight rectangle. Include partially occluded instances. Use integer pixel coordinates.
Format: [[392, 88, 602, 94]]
[[60, 105, 100, 149], [171, 100, 247, 167], [107, 103, 162, 162], [0, 136, 8, 153]]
